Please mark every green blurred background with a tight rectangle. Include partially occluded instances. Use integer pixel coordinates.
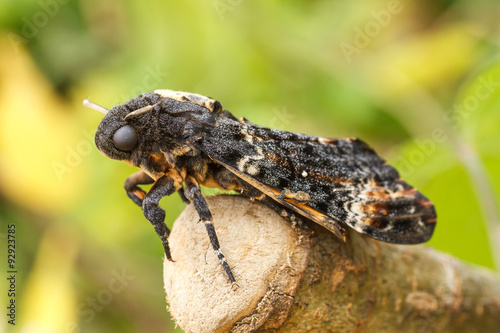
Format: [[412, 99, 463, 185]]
[[1, 0, 500, 332]]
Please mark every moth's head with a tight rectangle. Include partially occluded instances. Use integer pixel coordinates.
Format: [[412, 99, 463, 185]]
[[86, 90, 223, 163], [86, 93, 162, 163]]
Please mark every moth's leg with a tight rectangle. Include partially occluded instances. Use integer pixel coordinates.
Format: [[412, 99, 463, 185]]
[[184, 177, 237, 285], [235, 179, 268, 201], [239, 184, 312, 233], [255, 194, 312, 233], [143, 175, 182, 260], [124, 171, 154, 207], [277, 188, 311, 205], [261, 193, 346, 241], [177, 187, 190, 205], [212, 167, 241, 190], [241, 185, 346, 241]]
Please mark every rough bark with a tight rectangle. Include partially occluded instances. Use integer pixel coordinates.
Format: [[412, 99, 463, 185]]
[[163, 195, 500, 333]]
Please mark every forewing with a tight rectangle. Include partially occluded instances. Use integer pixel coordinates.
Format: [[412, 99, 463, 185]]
[[197, 118, 436, 244]]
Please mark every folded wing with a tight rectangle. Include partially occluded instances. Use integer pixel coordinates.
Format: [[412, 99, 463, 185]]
[[196, 118, 436, 244]]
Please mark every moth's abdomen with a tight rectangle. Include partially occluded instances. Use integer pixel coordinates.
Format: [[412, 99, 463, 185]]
[[344, 180, 436, 244]]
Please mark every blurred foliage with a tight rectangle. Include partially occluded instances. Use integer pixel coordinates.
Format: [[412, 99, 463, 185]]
[[0, 0, 499, 332]]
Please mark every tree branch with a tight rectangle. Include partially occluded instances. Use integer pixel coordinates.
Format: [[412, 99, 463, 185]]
[[163, 196, 500, 333]]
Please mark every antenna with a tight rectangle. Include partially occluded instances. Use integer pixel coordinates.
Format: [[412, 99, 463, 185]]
[[83, 99, 109, 115], [124, 101, 160, 120]]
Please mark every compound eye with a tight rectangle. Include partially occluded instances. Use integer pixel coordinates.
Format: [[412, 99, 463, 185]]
[[112, 125, 138, 151]]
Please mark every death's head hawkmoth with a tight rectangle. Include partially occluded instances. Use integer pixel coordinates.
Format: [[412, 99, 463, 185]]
[[86, 89, 437, 285]]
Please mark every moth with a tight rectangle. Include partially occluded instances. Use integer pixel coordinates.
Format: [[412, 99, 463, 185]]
[[85, 90, 437, 286]]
